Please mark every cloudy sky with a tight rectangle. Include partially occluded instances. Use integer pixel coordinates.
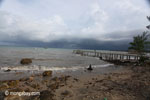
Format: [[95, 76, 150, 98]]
[[0, 0, 150, 46]]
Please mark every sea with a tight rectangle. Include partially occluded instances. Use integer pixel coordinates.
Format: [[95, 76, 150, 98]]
[[0, 46, 113, 70], [0, 46, 116, 80]]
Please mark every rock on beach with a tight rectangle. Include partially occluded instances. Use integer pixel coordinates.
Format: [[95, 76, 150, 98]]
[[20, 58, 32, 65]]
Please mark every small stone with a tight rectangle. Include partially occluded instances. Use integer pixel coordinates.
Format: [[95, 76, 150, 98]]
[[42, 71, 52, 77], [25, 88, 31, 92], [48, 82, 59, 90], [28, 77, 34, 81], [4, 69, 11, 72], [61, 90, 71, 96], [31, 83, 40, 89], [7, 80, 19, 87], [52, 77, 59, 82], [15, 72, 23, 75], [74, 78, 79, 82]]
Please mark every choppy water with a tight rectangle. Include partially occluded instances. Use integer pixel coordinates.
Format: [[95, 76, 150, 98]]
[[0, 47, 112, 72]]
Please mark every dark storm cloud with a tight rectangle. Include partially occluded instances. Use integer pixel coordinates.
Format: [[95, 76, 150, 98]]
[[0, 29, 143, 50], [3, 38, 131, 51], [0, 0, 3, 5], [147, 0, 150, 6], [0, 0, 149, 50]]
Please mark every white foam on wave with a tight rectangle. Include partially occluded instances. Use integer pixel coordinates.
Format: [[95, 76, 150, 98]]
[[0, 63, 114, 72], [93, 64, 114, 68], [0, 65, 83, 72]]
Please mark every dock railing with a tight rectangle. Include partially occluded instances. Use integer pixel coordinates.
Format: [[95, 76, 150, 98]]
[[73, 50, 149, 62]]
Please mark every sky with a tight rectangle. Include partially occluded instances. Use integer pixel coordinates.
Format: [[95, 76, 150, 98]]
[[0, 0, 150, 46]]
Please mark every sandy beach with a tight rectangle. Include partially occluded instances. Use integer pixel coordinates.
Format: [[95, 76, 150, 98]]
[[0, 0, 150, 99], [0, 62, 150, 100]]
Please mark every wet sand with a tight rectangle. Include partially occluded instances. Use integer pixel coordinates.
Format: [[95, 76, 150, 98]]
[[0, 64, 150, 100], [0, 64, 116, 80]]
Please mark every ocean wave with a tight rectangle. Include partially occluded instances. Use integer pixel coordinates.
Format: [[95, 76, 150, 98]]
[[0, 64, 114, 72], [93, 64, 114, 68]]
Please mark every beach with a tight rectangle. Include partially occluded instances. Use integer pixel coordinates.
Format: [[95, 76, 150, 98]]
[[0, 63, 150, 100], [0, 47, 150, 100], [0, 0, 149, 99]]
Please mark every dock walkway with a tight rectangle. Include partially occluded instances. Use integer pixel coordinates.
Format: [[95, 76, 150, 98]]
[[73, 50, 147, 61]]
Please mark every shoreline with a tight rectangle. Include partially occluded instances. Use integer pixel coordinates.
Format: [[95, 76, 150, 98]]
[[0, 63, 149, 100], [0, 63, 115, 81]]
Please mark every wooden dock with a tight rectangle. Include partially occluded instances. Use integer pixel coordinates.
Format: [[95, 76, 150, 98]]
[[73, 50, 144, 61]]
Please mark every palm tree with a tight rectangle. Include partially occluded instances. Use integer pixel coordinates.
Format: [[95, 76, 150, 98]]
[[128, 31, 150, 54]]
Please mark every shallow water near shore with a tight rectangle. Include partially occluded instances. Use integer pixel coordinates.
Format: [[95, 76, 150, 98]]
[[0, 64, 123, 80], [0, 46, 119, 80], [0, 47, 107, 67]]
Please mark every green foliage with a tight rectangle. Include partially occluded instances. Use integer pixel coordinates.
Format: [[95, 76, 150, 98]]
[[75, 50, 83, 54], [147, 16, 150, 29], [128, 31, 150, 53], [139, 56, 149, 63]]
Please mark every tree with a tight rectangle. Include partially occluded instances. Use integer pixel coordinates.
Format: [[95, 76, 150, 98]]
[[128, 31, 150, 54], [146, 16, 150, 29]]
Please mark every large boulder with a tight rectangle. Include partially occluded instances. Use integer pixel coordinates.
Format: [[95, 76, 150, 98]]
[[42, 71, 53, 77], [20, 58, 32, 65]]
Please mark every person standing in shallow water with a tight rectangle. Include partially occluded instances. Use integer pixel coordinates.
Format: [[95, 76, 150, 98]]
[[87, 64, 93, 71]]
